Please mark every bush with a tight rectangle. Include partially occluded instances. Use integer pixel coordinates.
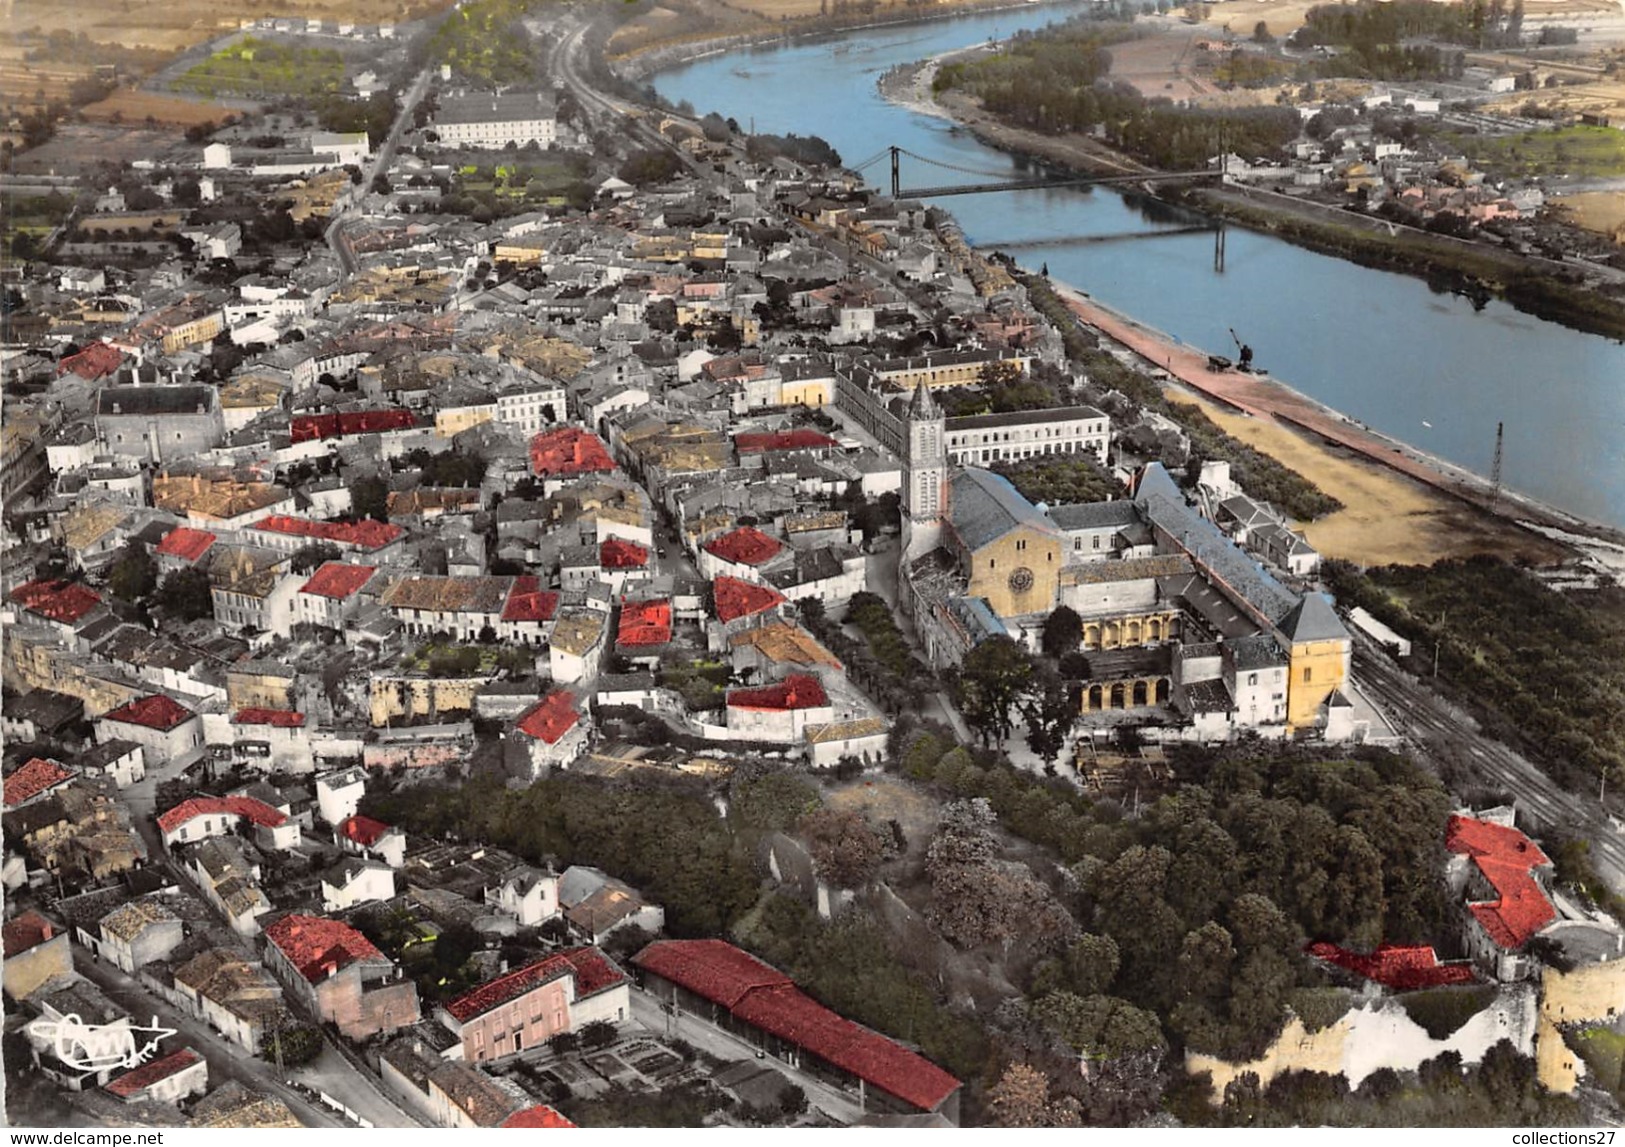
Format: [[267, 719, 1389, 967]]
[[1398, 985, 1497, 1040], [579, 1019, 618, 1051], [547, 1031, 579, 1054]]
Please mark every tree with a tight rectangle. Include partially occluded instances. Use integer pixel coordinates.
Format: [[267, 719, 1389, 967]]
[[155, 568, 213, 621], [290, 542, 342, 575], [108, 544, 157, 603], [547, 1030, 580, 1054], [603, 923, 656, 965], [1022, 668, 1075, 771], [580, 1019, 618, 1050], [1252, 19, 1274, 42], [988, 1062, 1055, 1127], [800, 807, 885, 889], [1041, 606, 1083, 660], [959, 636, 1034, 745], [262, 1022, 323, 1068], [777, 1083, 808, 1117], [351, 476, 389, 522]]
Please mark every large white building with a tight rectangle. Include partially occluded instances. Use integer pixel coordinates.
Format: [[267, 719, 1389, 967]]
[[432, 91, 557, 149], [945, 405, 1110, 468]]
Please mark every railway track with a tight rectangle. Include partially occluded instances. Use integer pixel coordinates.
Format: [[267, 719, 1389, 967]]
[[1353, 640, 1625, 894]]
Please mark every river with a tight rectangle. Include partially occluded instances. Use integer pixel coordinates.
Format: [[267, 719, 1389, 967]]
[[652, 4, 1625, 530]]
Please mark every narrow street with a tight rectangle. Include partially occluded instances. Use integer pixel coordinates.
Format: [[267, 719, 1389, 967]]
[[72, 950, 341, 1129]]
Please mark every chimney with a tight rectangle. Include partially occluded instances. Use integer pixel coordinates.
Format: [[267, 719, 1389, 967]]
[[39, 921, 53, 941]]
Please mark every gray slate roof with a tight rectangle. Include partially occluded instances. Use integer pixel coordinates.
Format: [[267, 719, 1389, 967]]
[[1277, 592, 1349, 643], [1046, 500, 1142, 532], [950, 468, 1062, 552]]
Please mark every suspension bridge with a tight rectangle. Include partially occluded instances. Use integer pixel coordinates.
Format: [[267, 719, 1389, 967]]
[[844, 145, 1231, 269]]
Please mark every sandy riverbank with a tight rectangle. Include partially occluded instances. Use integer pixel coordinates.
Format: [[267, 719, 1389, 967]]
[[1051, 282, 1620, 566]]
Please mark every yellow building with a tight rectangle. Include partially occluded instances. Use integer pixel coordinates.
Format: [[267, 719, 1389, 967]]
[[1537, 959, 1625, 1093], [1275, 594, 1352, 731], [434, 405, 497, 439], [947, 468, 1063, 619]]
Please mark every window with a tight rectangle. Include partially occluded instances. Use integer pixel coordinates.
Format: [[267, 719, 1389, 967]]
[[1247, 674, 1257, 686], [1302, 667, 1312, 683]]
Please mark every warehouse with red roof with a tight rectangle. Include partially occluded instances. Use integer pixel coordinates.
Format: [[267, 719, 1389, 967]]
[[1305, 942, 1478, 991], [290, 409, 417, 443], [633, 939, 961, 1122]]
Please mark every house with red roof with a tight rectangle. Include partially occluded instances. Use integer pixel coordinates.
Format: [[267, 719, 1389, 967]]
[[104, 1047, 208, 1106], [336, 814, 406, 869], [4, 758, 77, 809], [262, 914, 420, 1041], [512, 691, 587, 776], [499, 575, 559, 646], [500, 1105, 575, 1128], [711, 574, 787, 629], [57, 341, 125, 381], [95, 694, 202, 770], [699, 526, 787, 583], [154, 527, 218, 572], [1305, 942, 1478, 992], [158, 794, 299, 852], [248, 515, 406, 560], [599, 536, 651, 593], [616, 598, 672, 662], [726, 674, 834, 744], [529, 426, 616, 493], [633, 939, 961, 1122], [9, 578, 106, 635], [290, 408, 418, 444], [1446, 809, 1558, 982], [3, 910, 71, 1001], [295, 561, 378, 631], [228, 708, 314, 775], [735, 429, 839, 458], [436, 947, 628, 1064]]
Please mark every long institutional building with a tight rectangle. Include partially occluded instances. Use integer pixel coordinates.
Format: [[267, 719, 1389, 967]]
[[835, 359, 1358, 742], [430, 91, 558, 149]]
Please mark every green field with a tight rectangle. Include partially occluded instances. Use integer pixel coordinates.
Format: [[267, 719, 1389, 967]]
[[4, 193, 72, 259], [1447, 124, 1625, 180], [426, 0, 540, 85], [173, 36, 345, 99]]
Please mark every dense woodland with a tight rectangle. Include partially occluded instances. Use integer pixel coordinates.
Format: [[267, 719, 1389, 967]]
[[934, 20, 1301, 171], [357, 721, 1593, 1125]]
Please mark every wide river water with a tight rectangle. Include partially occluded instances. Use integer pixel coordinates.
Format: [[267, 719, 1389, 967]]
[[653, 4, 1625, 529]]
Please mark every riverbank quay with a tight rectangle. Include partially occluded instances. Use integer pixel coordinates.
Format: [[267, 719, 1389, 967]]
[[1051, 281, 1625, 559], [875, 53, 1625, 341]]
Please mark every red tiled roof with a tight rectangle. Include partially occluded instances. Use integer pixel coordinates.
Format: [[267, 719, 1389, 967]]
[[633, 940, 959, 1112], [502, 576, 559, 623], [290, 409, 417, 443], [501, 1105, 575, 1129], [1305, 942, 1478, 991], [233, 708, 306, 728], [735, 430, 839, 455], [633, 939, 791, 1008], [600, 537, 649, 570], [264, 914, 386, 982], [250, 515, 404, 551], [2, 910, 59, 959], [58, 342, 124, 380], [1446, 814, 1556, 951], [103, 694, 196, 731], [158, 795, 287, 834], [155, 527, 217, 564], [727, 673, 828, 711], [11, 579, 104, 624], [617, 599, 671, 647], [712, 575, 786, 623], [4, 758, 75, 808], [339, 814, 393, 848], [516, 691, 579, 745], [529, 427, 615, 478], [300, 561, 377, 599], [104, 1048, 203, 1098], [443, 947, 626, 1023], [704, 526, 782, 567]]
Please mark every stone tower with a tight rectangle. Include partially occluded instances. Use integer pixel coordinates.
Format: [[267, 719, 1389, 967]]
[[901, 380, 947, 563]]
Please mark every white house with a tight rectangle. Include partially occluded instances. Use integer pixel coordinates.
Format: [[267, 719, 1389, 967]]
[[322, 856, 396, 911]]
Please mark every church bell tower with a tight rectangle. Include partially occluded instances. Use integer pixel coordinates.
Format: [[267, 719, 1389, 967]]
[[902, 380, 947, 562]]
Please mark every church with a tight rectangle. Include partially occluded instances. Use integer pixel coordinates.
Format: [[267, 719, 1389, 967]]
[[896, 384, 1357, 740]]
